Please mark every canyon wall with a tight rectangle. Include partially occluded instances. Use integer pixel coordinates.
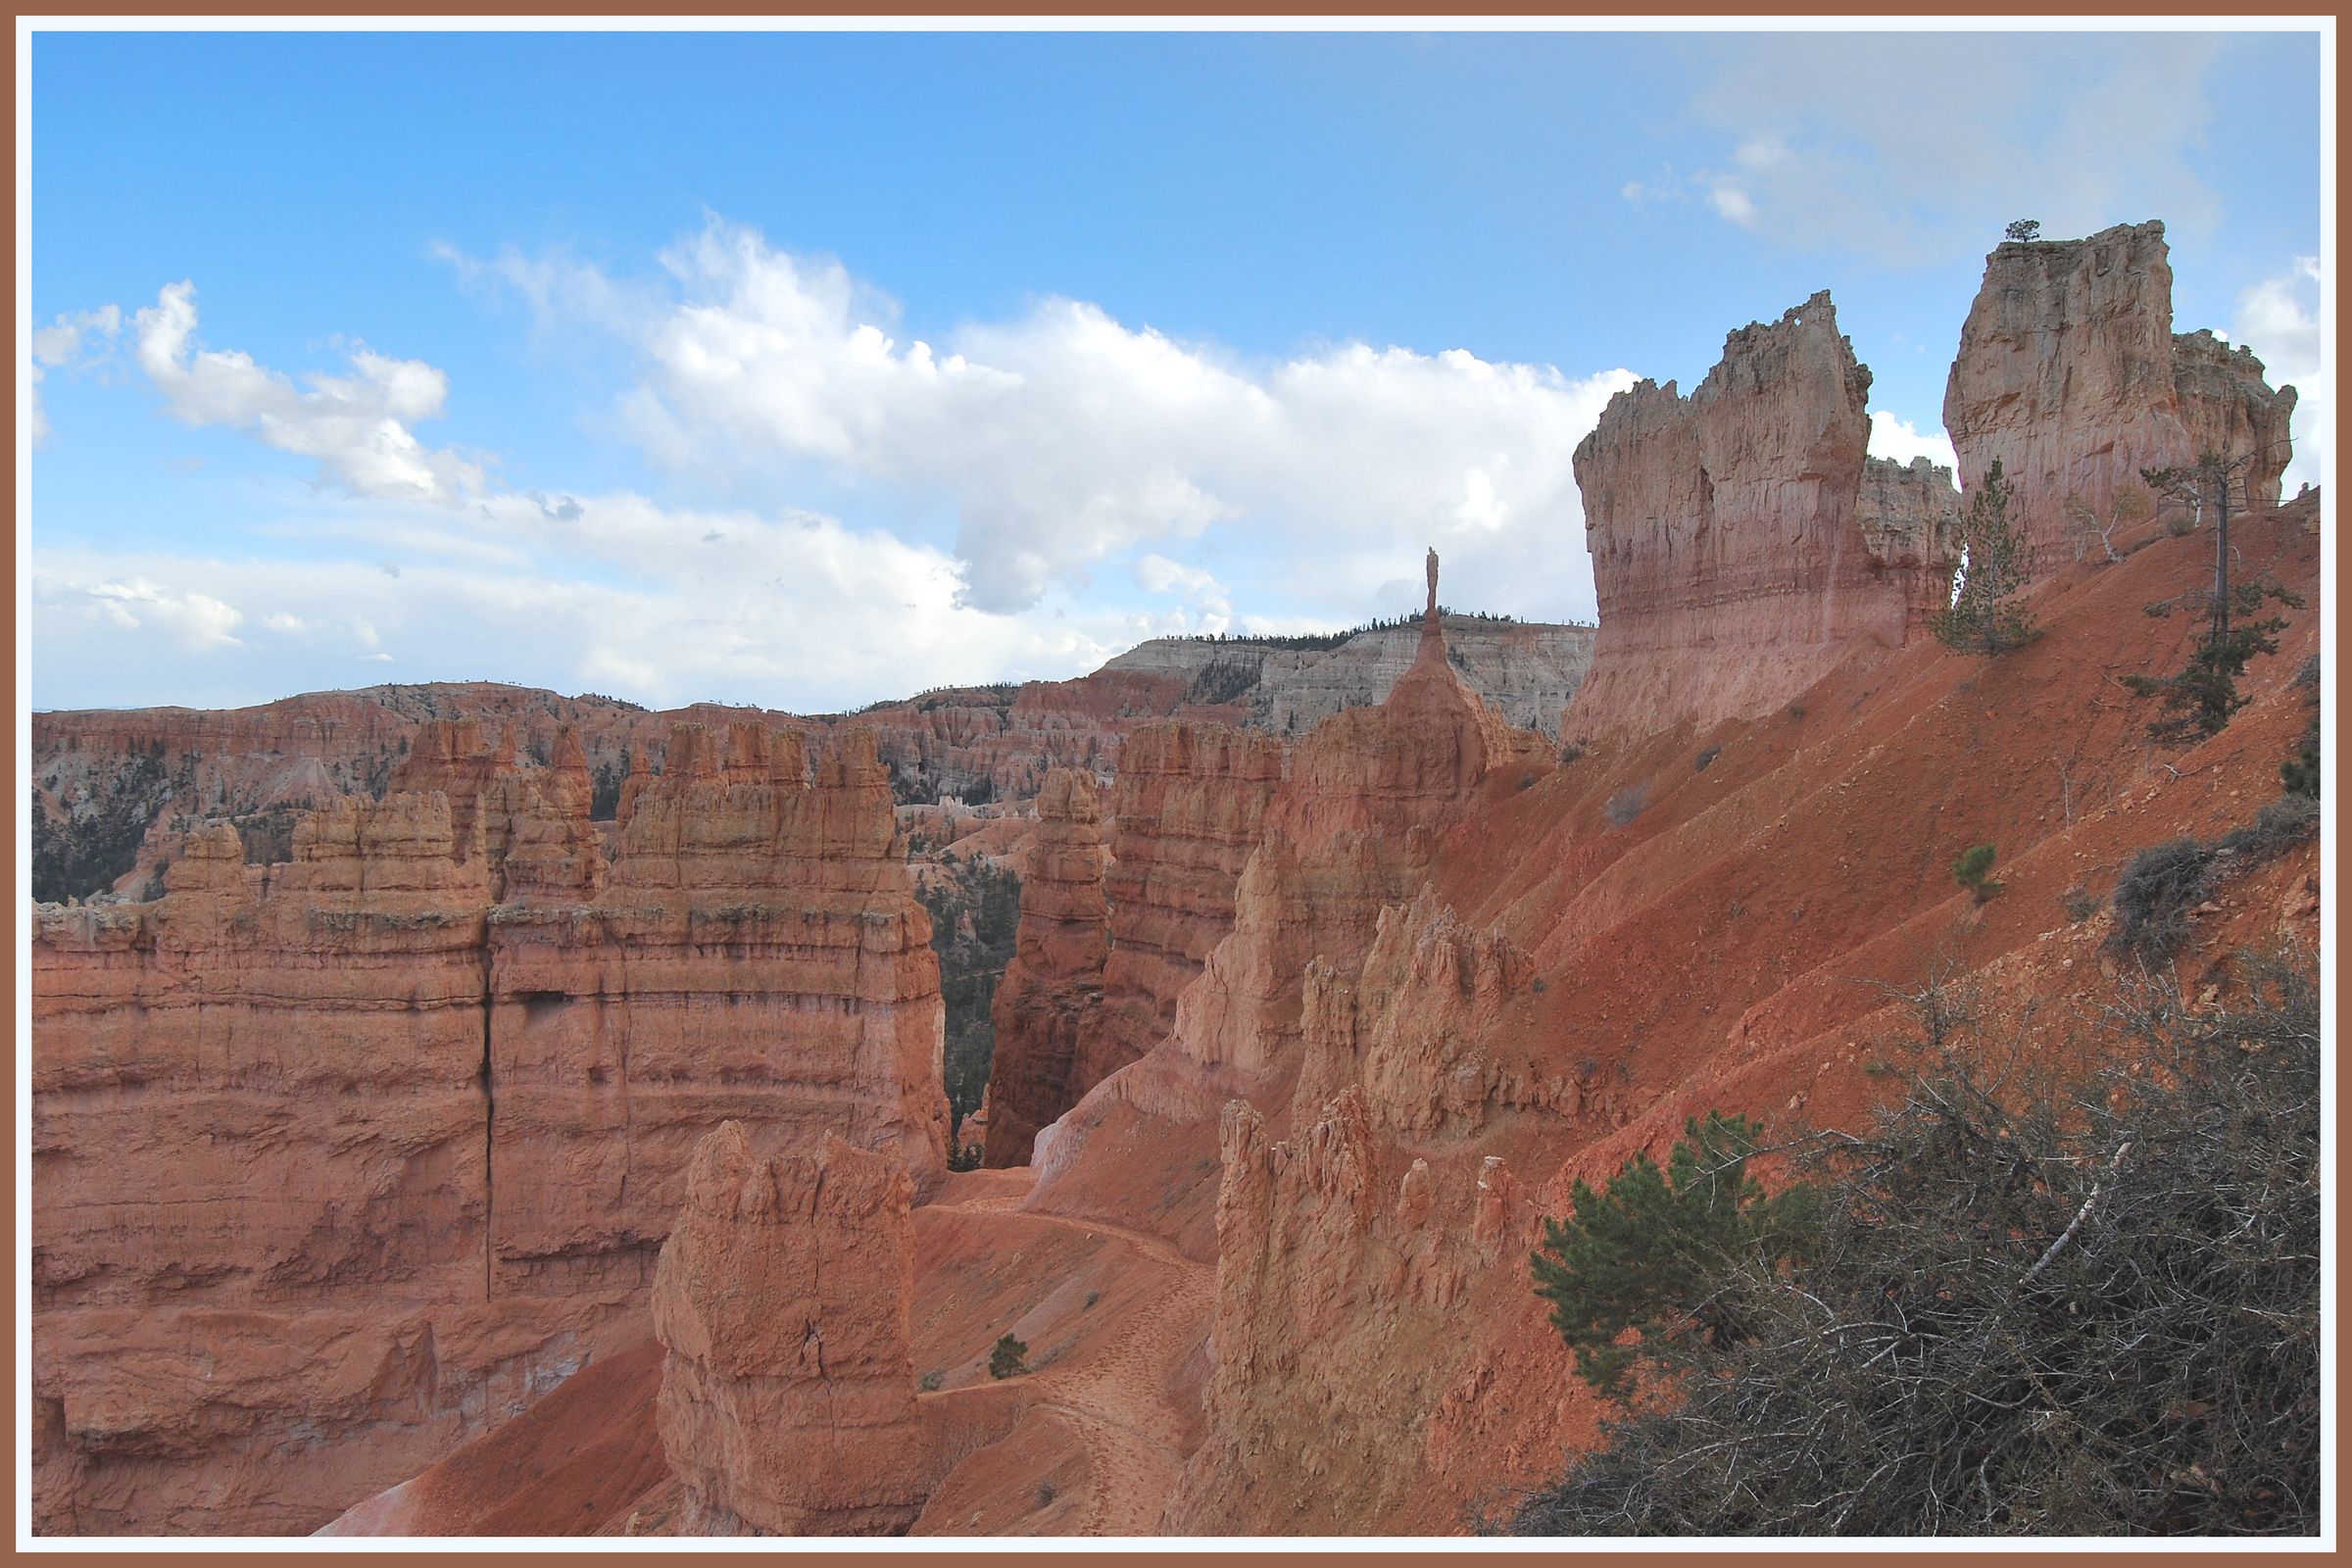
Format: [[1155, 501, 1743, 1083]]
[[1568, 292, 1958, 741], [1091, 721, 1287, 1090], [30, 719, 946, 1534], [33, 618, 1592, 905], [981, 768, 1112, 1166], [1943, 220, 2296, 571], [1103, 615, 1595, 739], [651, 1123, 928, 1535], [1028, 569, 1548, 1256]]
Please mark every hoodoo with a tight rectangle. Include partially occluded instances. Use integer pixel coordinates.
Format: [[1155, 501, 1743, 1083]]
[[1568, 292, 1959, 741], [1943, 220, 2297, 571], [651, 1123, 927, 1536], [26, 190, 2323, 1543]]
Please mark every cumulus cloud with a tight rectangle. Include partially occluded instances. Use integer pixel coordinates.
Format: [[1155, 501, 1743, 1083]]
[[29, 304, 123, 443], [46, 575, 244, 651], [1135, 552, 1234, 633], [461, 220, 1638, 617], [2231, 256, 2324, 495], [129, 281, 486, 502], [29, 488, 1140, 712], [1867, 410, 1960, 472], [1665, 33, 2225, 266]]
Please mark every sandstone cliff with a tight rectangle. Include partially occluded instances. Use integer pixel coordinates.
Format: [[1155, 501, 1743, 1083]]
[[1943, 220, 2296, 570], [32, 617, 1592, 906], [31, 721, 947, 1534], [1569, 292, 1958, 740], [1102, 615, 1595, 739], [981, 769, 1112, 1165], [1029, 563, 1548, 1258], [651, 1123, 926, 1535], [1092, 721, 1286, 1088]]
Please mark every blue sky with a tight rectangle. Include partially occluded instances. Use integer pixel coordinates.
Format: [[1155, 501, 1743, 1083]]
[[26, 25, 2328, 712]]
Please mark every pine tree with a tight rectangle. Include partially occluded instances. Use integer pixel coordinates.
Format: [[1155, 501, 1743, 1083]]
[[987, 1333, 1029, 1380], [1530, 1112, 1819, 1401], [1931, 459, 2039, 655], [2125, 454, 2303, 744]]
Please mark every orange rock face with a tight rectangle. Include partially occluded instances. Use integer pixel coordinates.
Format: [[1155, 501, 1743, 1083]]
[[1029, 597, 1544, 1261], [1943, 220, 2296, 571], [489, 720, 948, 1308], [1569, 291, 1958, 741], [1092, 721, 1285, 1087], [981, 769, 1112, 1165], [650, 1123, 927, 1536], [30, 721, 946, 1535]]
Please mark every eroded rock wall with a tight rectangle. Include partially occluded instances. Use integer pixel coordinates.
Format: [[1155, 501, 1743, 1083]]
[[1943, 220, 2295, 570], [1090, 721, 1285, 1097], [651, 1123, 926, 1536], [30, 721, 947, 1534], [981, 769, 1112, 1165], [1569, 292, 1956, 740]]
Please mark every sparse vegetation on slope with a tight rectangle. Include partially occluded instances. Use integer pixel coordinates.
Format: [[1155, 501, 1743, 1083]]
[[1514, 952, 2320, 1537]]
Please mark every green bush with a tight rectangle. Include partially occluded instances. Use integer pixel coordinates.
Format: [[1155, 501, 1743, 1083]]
[[1931, 460, 2039, 655], [1530, 1112, 1819, 1401], [1953, 843, 2003, 902], [988, 1333, 1029, 1380], [1511, 953, 2320, 1537]]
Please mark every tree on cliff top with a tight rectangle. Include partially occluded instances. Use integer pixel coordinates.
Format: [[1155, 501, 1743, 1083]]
[[1932, 459, 2039, 655]]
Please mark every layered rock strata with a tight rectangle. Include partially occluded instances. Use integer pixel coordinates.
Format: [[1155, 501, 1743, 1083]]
[[980, 769, 1112, 1165], [1943, 220, 2296, 570], [1102, 615, 1595, 739], [30, 721, 946, 1534], [651, 1123, 926, 1536], [1569, 292, 1958, 740], [1030, 558, 1547, 1255], [1092, 721, 1286, 1083], [31, 618, 1592, 905]]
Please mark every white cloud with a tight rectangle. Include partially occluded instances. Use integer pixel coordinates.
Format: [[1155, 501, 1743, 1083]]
[[47, 576, 244, 651], [29, 487, 1138, 712], [28, 304, 123, 443], [1867, 410, 1959, 472], [1704, 181, 1759, 227], [1672, 34, 2225, 265], [464, 220, 1638, 618], [129, 281, 486, 503], [1135, 552, 1233, 632], [2231, 256, 2324, 495]]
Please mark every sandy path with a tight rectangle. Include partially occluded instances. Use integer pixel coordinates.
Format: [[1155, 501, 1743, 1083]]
[[924, 1189, 1214, 1535]]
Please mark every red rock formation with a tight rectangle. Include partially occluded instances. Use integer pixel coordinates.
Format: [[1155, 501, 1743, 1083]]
[[1569, 291, 1957, 740], [1092, 721, 1285, 1081], [30, 616, 1592, 906], [1030, 564, 1547, 1258], [257, 499, 2324, 1540], [487, 722, 948, 1303], [1857, 455, 1967, 628], [1168, 891, 1546, 1532], [28, 798, 550, 1535], [650, 1122, 926, 1536], [981, 769, 1111, 1165], [1943, 220, 2296, 571], [31, 721, 948, 1534]]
